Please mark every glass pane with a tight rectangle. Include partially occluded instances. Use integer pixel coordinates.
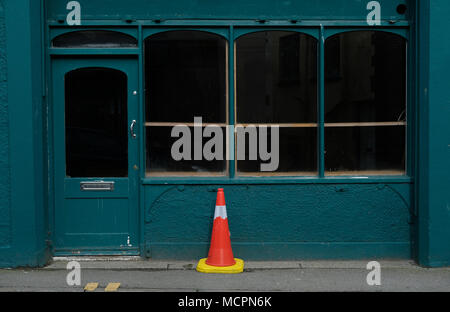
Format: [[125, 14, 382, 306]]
[[146, 126, 227, 176], [237, 127, 317, 175], [65, 68, 128, 178], [325, 126, 406, 175], [145, 31, 227, 123], [236, 31, 318, 124], [53, 30, 138, 48], [325, 31, 407, 123]]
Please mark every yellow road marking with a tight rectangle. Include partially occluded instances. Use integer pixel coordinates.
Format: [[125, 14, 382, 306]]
[[105, 282, 121, 292], [84, 283, 99, 292]]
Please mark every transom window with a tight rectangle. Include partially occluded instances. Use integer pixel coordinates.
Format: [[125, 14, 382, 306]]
[[52, 30, 138, 48]]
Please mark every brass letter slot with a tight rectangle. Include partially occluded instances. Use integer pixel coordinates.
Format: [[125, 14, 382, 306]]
[[80, 181, 115, 191]]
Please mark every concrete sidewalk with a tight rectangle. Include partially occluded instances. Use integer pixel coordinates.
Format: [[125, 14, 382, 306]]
[[0, 259, 449, 292]]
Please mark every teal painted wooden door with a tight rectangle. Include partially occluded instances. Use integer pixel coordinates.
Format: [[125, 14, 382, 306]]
[[52, 58, 139, 255]]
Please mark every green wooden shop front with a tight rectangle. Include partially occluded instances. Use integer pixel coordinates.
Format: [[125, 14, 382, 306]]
[[0, 0, 449, 267]]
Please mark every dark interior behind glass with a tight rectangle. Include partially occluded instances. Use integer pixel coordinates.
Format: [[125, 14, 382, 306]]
[[325, 126, 406, 174], [325, 31, 407, 175], [236, 31, 318, 124], [145, 31, 227, 124], [65, 68, 128, 178], [53, 30, 138, 48], [237, 127, 317, 175], [325, 31, 406, 123], [146, 126, 227, 175]]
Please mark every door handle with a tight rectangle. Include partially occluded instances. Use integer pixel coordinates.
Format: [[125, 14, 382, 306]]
[[130, 120, 137, 138]]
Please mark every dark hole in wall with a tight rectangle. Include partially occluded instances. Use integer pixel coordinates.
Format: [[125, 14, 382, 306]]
[[397, 4, 407, 15]]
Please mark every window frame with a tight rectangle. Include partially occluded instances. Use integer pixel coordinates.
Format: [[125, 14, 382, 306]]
[[233, 29, 320, 177], [47, 25, 411, 183], [143, 29, 231, 177], [322, 29, 409, 177], [141, 27, 410, 180]]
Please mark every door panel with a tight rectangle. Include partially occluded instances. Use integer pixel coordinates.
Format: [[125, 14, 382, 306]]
[[52, 58, 139, 254]]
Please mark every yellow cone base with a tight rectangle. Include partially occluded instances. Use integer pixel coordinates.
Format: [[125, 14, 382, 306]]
[[196, 258, 244, 274]]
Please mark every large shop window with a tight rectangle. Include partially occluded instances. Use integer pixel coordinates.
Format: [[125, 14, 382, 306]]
[[235, 31, 318, 176], [145, 31, 228, 176], [143, 29, 407, 178], [325, 31, 407, 176]]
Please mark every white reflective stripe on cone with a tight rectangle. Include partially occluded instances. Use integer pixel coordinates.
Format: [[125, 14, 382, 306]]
[[214, 205, 228, 220]]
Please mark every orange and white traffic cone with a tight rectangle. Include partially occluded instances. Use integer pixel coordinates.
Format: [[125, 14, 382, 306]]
[[196, 188, 244, 274]]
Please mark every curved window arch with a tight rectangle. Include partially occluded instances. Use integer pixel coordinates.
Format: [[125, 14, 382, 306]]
[[324, 29, 407, 42], [52, 30, 138, 48], [324, 31, 407, 176], [144, 29, 227, 43], [235, 31, 318, 176]]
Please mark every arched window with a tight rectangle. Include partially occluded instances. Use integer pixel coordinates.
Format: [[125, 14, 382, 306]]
[[235, 31, 318, 175], [144, 31, 228, 176], [52, 30, 138, 48], [324, 31, 407, 176]]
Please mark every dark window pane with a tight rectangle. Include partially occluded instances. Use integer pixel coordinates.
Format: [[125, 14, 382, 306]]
[[146, 127, 227, 175], [236, 31, 318, 123], [65, 68, 128, 178], [145, 31, 227, 123], [53, 30, 138, 48], [325, 31, 407, 123], [237, 127, 317, 175], [325, 126, 406, 175]]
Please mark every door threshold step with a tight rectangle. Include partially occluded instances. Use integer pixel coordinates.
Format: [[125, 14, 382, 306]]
[[53, 256, 143, 262]]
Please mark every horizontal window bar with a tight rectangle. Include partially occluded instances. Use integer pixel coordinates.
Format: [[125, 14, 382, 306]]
[[325, 122, 406, 127], [326, 170, 406, 177], [236, 171, 318, 177], [236, 123, 318, 128], [146, 171, 227, 177], [145, 122, 227, 127], [141, 176, 413, 185], [146, 123, 318, 128]]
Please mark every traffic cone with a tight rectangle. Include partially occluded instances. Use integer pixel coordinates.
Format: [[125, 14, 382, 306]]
[[196, 188, 244, 274]]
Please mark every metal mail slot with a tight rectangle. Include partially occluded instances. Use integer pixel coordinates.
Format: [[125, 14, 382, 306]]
[[80, 181, 115, 191]]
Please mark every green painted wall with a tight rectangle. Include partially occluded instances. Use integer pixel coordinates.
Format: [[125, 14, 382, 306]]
[[427, 0, 450, 267], [415, 0, 450, 268], [0, 0, 11, 249], [45, 0, 411, 21], [145, 184, 412, 259], [0, 0, 48, 268]]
